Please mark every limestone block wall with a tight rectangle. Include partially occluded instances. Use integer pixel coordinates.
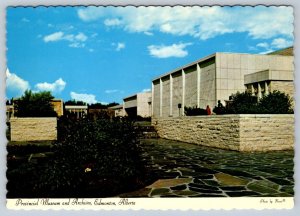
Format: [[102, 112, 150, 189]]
[[152, 114, 294, 152], [270, 81, 294, 99], [239, 115, 294, 151], [10, 117, 57, 141]]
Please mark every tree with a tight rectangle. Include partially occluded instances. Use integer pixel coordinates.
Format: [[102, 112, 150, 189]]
[[258, 90, 294, 114], [14, 90, 57, 117], [64, 100, 87, 105]]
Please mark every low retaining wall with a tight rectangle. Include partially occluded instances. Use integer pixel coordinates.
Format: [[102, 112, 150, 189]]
[[10, 117, 57, 141], [152, 115, 294, 152]]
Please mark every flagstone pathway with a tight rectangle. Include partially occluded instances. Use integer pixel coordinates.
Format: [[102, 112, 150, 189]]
[[119, 139, 294, 198]]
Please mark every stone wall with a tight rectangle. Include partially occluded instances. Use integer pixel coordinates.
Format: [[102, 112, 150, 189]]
[[10, 117, 57, 141], [152, 115, 294, 152], [270, 81, 294, 99]]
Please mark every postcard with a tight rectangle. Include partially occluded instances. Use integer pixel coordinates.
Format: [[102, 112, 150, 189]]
[[5, 5, 294, 210]]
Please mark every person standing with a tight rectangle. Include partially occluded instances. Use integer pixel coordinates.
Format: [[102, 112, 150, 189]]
[[206, 105, 212, 115]]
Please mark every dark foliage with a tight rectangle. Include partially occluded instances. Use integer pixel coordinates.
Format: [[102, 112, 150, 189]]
[[88, 103, 108, 109], [88, 102, 120, 109], [258, 90, 294, 114], [7, 144, 52, 156], [64, 100, 87, 105], [216, 90, 293, 114], [34, 116, 146, 197], [184, 106, 208, 116], [226, 92, 258, 114], [14, 90, 57, 117], [213, 100, 227, 115]]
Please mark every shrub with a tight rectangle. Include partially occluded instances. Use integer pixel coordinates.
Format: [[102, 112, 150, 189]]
[[226, 92, 258, 114], [184, 106, 207, 116], [36, 117, 146, 197], [213, 100, 227, 115], [258, 90, 294, 114], [216, 90, 293, 114]]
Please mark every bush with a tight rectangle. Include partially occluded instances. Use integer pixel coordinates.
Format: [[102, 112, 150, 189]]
[[226, 92, 258, 114], [258, 90, 294, 114], [36, 117, 146, 197], [184, 106, 207, 116], [213, 100, 227, 115], [216, 90, 293, 114]]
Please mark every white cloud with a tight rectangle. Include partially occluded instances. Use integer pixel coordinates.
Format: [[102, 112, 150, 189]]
[[48, 23, 54, 27], [77, 6, 293, 40], [271, 38, 293, 49], [69, 42, 85, 48], [75, 32, 88, 41], [255, 37, 292, 53], [6, 68, 30, 97], [112, 42, 125, 51], [148, 42, 192, 58], [88, 48, 94, 52], [256, 42, 269, 49], [35, 78, 66, 93], [77, 6, 106, 21], [70, 92, 97, 104], [144, 31, 153, 36], [105, 89, 119, 94], [44, 32, 64, 42], [104, 18, 122, 26], [142, 88, 151, 92], [43, 32, 88, 48], [116, 43, 125, 51]]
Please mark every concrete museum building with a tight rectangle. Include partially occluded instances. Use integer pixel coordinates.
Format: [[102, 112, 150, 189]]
[[151, 47, 294, 118]]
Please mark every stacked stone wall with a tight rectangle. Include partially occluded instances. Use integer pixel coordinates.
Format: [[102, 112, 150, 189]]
[[270, 81, 294, 99], [10, 117, 57, 141], [152, 114, 294, 152]]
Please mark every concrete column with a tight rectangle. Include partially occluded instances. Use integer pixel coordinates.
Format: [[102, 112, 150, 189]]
[[182, 69, 185, 116], [197, 63, 201, 108], [160, 78, 163, 117], [265, 81, 269, 95], [169, 74, 173, 116], [151, 82, 154, 116], [251, 84, 255, 96], [258, 83, 262, 99]]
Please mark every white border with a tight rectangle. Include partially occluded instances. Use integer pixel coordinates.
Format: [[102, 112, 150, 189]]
[[0, 0, 299, 215]]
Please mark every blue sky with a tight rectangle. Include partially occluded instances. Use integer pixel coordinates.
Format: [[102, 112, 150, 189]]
[[6, 6, 293, 104]]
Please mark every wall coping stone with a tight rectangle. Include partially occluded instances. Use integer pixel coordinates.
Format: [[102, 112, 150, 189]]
[[153, 114, 294, 119]]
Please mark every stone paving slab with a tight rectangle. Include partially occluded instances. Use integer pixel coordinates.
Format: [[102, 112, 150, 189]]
[[119, 139, 294, 198]]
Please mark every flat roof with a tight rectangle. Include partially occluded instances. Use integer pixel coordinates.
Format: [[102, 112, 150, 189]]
[[152, 48, 293, 82], [123, 91, 151, 100], [152, 53, 216, 81], [110, 104, 123, 109]]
